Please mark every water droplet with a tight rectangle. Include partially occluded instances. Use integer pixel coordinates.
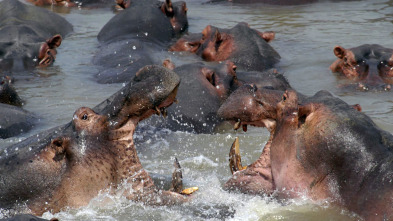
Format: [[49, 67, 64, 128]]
[[132, 46, 136, 50]]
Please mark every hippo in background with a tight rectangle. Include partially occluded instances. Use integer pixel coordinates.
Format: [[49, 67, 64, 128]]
[[146, 60, 290, 133], [0, 65, 199, 216], [218, 85, 393, 220], [170, 22, 280, 72], [0, 76, 36, 139], [93, 0, 188, 84], [330, 44, 393, 91], [0, 0, 72, 73]]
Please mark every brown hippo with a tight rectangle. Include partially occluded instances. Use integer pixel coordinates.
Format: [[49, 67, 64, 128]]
[[0, 65, 197, 216], [218, 86, 393, 220], [330, 44, 393, 91], [0, 0, 72, 72], [170, 22, 280, 72]]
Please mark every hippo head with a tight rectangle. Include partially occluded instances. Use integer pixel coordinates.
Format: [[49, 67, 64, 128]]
[[217, 84, 284, 132], [330, 44, 393, 91], [0, 65, 186, 215], [0, 33, 62, 71], [160, 0, 188, 35]]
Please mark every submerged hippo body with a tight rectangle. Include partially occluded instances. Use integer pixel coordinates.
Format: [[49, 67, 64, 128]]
[[330, 44, 393, 91], [219, 88, 393, 220], [170, 22, 280, 72], [0, 65, 191, 216], [93, 0, 188, 84], [0, 0, 72, 72]]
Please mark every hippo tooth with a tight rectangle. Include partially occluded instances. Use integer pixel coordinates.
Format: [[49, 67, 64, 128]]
[[174, 98, 179, 104], [155, 106, 161, 115], [234, 121, 241, 130]]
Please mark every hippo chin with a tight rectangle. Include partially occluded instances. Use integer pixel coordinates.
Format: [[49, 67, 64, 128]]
[[219, 87, 393, 220], [0, 65, 197, 216], [330, 44, 393, 91]]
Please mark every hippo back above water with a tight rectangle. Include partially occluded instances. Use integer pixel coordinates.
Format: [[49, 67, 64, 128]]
[[0, 0, 72, 72]]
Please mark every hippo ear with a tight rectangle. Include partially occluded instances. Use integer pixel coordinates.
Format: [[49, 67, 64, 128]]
[[201, 67, 216, 86], [49, 137, 70, 162], [298, 103, 316, 126], [202, 25, 212, 40], [46, 34, 62, 49], [258, 31, 275, 43], [162, 59, 175, 70], [333, 46, 347, 59], [161, 0, 174, 16], [351, 104, 362, 112]]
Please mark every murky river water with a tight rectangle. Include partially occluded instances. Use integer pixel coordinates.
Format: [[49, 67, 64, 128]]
[[1, 0, 393, 220]]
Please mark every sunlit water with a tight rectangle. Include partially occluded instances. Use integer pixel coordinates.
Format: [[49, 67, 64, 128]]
[[1, 0, 393, 220]]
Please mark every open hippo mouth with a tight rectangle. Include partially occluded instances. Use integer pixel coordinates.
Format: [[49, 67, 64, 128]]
[[217, 84, 286, 194]]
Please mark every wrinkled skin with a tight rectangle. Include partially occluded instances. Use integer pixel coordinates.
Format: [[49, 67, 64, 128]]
[[170, 22, 280, 72], [219, 88, 393, 220], [0, 0, 72, 72], [94, 0, 188, 84], [330, 44, 393, 91], [0, 65, 190, 216]]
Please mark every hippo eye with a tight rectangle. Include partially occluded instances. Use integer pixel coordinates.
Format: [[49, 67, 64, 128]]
[[81, 114, 88, 120]]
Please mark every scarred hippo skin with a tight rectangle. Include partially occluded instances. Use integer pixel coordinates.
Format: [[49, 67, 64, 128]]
[[170, 22, 281, 72], [0, 65, 191, 216], [0, 0, 72, 72], [330, 44, 393, 91], [93, 0, 188, 84], [218, 88, 393, 220]]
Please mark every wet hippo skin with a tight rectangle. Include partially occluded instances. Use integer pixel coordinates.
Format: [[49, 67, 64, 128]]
[[218, 87, 393, 220], [0, 65, 195, 216]]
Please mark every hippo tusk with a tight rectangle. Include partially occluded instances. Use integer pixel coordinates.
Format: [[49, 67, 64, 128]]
[[162, 108, 168, 118], [229, 137, 247, 174], [242, 124, 247, 132], [174, 98, 179, 104], [181, 187, 199, 195], [155, 106, 161, 115], [233, 121, 241, 130]]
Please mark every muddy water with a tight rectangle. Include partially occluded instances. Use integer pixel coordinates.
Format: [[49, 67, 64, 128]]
[[1, 0, 393, 220]]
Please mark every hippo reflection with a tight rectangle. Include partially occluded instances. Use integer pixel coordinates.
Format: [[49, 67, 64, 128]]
[[218, 86, 393, 220], [0, 0, 72, 72], [0, 66, 197, 216], [330, 44, 393, 91]]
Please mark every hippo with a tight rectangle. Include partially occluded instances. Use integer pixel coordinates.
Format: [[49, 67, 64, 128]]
[[0, 0, 72, 72], [0, 214, 56, 221], [93, 0, 188, 84], [170, 22, 280, 72], [218, 86, 393, 220], [0, 65, 198, 216], [330, 44, 393, 91], [147, 61, 290, 133], [0, 76, 36, 139], [0, 76, 22, 107]]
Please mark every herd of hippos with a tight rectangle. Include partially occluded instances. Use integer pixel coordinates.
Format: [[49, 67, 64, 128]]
[[0, 0, 393, 220]]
